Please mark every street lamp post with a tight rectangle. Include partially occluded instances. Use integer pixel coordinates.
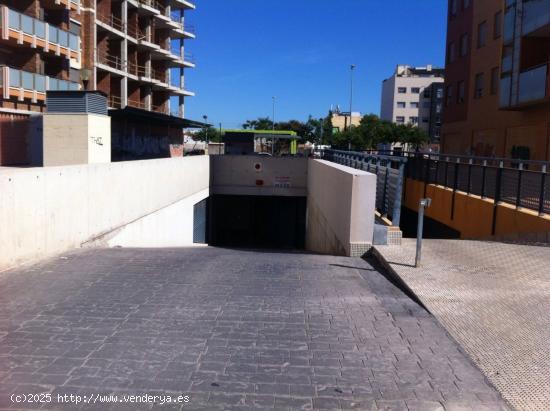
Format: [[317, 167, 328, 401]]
[[203, 115, 208, 146], [272, 96, 276, 156], [348, 64, 356, 151]]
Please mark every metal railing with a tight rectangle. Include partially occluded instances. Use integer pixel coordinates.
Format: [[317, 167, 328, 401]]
[[96, 12, 125, 32], [322, 149, 550, 231], [108, 95, 122, 108], [320, 149, 407, 226], [403, 152, 550, 219], [96, 50, 124, 71], [4, 6, 79, 52], [1, 66, 79, 94]]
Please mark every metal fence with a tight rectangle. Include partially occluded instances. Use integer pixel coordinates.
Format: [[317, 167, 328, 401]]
[[404, 152, 550, 217], [321, 149, 550, 233], [320, 149, 406, 226]]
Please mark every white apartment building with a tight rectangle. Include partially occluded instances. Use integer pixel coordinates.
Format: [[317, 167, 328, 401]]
[[380, 65, 444, 150]]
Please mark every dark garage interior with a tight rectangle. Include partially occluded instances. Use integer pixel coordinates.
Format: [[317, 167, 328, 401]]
[[207, 195, 307, 250]]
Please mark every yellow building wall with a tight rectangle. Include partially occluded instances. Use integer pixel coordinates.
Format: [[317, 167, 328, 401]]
[[404, 179, 550, 239]]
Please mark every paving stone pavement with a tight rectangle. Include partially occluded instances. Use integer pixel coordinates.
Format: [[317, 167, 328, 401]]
[[0, 247, 510, 410], [375, 239, 550, 411]]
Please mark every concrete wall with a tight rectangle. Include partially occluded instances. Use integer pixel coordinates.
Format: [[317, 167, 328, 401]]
[[0, 156, 210, 272], [306, 159, 376, 256], [94, 188, 209, 248], [404, 178, 550, 239], [43, 114, 111, 166], [210, 155, 308, 197]]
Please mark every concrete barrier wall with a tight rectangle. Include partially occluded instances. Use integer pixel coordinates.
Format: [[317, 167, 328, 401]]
[[100, 188, 209, 248], [404, 179, 550, 239], [306, 159, 376, 256], [210, 156, 308, 197], [0, 156, 210, 271]]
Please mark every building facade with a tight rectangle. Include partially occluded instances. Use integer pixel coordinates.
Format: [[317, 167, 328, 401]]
[[0, 0, 195, 165], [442, 0, 550, 161], [380, 65, 445, 147], [331, 110, 362, 133]]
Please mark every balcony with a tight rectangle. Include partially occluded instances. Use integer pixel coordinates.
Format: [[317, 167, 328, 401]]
[[167, 46, 195, 68], [523, 0, 550, 37], [96, 51, 126, 76], [96, 13, 125, 37], [131, 0, 163, 16], [0, 6, 80, 61], [167, 0, 196, 10], [518, 63, 548, 104], [41, 0, 80, 12], [169, 17, 196, 39], [0, 66, 79, 103], [500, 63, 550, 109]]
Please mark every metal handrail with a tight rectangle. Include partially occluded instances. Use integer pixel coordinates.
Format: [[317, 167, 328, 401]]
[[373, 149, 550, 168], [96, 51, 124, 71], [108, 95, 122, 108], [96, 12, 125, 32]]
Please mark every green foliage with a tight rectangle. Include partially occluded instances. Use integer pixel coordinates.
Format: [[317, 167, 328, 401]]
[[194, 127, 222, 143], [241, 113, 429, 151]]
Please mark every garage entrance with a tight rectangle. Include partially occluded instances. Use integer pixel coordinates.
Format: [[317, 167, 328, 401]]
[[208, 195, 307, 250]]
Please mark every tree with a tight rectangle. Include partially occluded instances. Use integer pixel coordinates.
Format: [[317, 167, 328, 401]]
[[242, 117, 273, 130], [193, 127, 222, 143], [321, 111, 334, 145]]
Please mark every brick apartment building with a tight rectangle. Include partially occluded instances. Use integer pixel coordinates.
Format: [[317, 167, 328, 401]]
[[0, 0, 196, 165], [442, 0, 550, 161]]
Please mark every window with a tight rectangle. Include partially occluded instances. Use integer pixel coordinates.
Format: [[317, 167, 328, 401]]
[[422, 117, 429, 123], [69, 68, 80, 83], [423, 102, 431, 108], [410, 102, 419, 108], [396, 101, 406, 108], [463, 0, 470, 9], [494, 11, 502, 39], [423, 89, 432, 98], [436, 103, 442, 114], [411, 87, 420, 94], [474, 72, 484, 98], [398, 87, 407, 93], [477, 21, 488, 48], [450, 0, 458, 16], [396, 116, 405, 124], [460, 33, 469, 57], [448, 42, 457, 63], [457, 81, 465, 103], [446, 85, 453, 106], [436, 88, 443, 99], [409, 117, 419, 125], [69, 20, 81, 36], [491, 67, 499, 95]]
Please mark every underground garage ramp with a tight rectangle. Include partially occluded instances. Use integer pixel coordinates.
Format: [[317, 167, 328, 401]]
[[208, 195, 307, 250]]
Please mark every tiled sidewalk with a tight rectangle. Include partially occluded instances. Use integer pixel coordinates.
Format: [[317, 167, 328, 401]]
[[375, 239, 550, 411], [0, 247, 509, 410]]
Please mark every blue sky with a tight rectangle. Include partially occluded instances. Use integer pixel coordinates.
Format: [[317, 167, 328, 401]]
[[183, 0, 448, 128]]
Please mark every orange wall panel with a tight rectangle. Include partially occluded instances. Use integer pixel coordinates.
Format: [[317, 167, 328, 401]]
[[495, 204, 550, 236]]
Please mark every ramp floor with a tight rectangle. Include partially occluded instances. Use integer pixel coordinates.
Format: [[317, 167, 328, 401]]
[[0, 247, 509, 410], [376, 239, 550, 411]]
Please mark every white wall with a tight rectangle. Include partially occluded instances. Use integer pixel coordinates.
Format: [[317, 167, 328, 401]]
[[0, 156, 210, 271], [100, 188, 209, 248], [210, 156, 308, 197], [306, 159, 376, 257], [43, 114, 111, 166]]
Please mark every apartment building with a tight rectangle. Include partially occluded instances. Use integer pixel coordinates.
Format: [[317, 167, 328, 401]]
[[331, 110, 362, 133], [380, 65, 445, 147], [0, 0, 196, 165], [442, 0, 550, 161]]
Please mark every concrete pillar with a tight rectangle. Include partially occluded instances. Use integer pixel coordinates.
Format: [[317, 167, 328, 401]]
[[43, 114, 111, 166], [179, 96, 184, 118], [121, 0, 128, 108]]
